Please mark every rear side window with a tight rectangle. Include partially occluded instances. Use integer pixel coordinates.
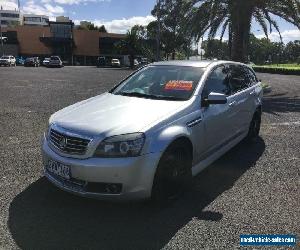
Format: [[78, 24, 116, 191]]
[[244, 66, 258, 86], [228, 65, 250, 94], [202, 65, 231, 99]]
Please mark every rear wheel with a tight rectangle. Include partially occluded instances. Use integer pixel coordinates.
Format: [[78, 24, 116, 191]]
[[246, 110, 261, 142], [151, 141, 192, 203]]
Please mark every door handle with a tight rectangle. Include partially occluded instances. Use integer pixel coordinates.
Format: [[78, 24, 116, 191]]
[[249, 90, 255, 95], [229, 101, 236, 107]]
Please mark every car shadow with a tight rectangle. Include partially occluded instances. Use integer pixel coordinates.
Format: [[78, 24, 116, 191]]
[[263, 94, 300, 115], [8, 138, 265, 250]]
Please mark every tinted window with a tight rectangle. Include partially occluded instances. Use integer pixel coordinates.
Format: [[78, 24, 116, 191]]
[[229, 65, 250, 93], [50, 56, 60, 61], [244, 67, 258, 86], [202, 66, 231, 98]]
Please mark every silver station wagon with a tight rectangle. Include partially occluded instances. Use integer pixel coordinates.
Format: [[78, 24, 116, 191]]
[[42, 60, 263, 201]]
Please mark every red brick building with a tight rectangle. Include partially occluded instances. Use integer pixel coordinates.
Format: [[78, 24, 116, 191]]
[[2, 23, 126, 65]]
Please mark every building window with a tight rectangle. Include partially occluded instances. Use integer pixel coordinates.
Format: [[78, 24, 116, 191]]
[[24, 17, 41, 22], [50, 23, 72, 38], [0, 13, 19, 18], [99, 37, 123, 54]]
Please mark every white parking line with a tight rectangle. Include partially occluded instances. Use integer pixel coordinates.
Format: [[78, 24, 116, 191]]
[[267, 121, 300, 126], [269, 101, 300, 106]]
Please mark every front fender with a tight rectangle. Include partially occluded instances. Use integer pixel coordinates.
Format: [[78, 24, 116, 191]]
[[146, 125, 192, 154]]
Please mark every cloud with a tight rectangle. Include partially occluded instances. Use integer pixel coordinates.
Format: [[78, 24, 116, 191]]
[[0, 0, 18, 10], [256, 29, 300, 43], [22, 0, 64, 16], [45, 3, 64, 14], [88, 15, 156, 33], [53, 0, 110, 5]]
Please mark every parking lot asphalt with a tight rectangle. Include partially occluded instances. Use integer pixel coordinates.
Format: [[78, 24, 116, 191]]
[[0, 66, 299, 249]]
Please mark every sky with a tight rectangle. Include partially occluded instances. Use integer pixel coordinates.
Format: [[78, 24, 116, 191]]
[[0, 0, 299, 42]]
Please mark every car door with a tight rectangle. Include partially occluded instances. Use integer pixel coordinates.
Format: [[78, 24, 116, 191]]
[[199, 65, 234, 161], [243, 66, 262, 121], [228, 64, 253, 134]]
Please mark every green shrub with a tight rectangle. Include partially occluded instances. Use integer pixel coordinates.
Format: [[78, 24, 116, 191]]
[[253, 66, 300, 75]]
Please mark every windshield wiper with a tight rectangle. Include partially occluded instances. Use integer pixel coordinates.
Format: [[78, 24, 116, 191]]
[[116, 92, 185, 101], [117, 92, 154, 98]]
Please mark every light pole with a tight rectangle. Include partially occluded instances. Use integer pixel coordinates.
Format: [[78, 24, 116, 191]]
[[0, 22, 3, 56], [198, 36, 204, 60], [200, 36, 203, 60], [156, 0, 161, 62]]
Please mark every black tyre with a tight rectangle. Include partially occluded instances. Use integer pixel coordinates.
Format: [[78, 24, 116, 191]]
[[151, 141, 192, 202], [246, 110, 261, 142]]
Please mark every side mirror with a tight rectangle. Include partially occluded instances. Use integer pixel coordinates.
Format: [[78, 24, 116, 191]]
[[202, 92, 227, 106]]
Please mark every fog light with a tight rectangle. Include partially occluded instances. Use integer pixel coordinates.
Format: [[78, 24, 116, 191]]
[[105, 184, 121, 194]]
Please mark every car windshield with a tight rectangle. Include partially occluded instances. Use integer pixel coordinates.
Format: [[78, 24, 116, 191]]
[[111, 65, 204, 101], [51, 57, 59, 61], [1, 56, 9, 59]]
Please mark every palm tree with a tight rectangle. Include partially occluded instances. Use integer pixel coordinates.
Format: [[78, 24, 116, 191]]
[[188, 0, 300, 62], [114, 26, 142, 68]]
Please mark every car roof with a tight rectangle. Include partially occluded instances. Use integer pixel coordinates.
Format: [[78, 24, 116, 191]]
[[151, 60, 216, 68], [151, 60, 247, 68]]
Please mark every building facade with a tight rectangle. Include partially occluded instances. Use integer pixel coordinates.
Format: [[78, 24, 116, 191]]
[[23, 14, 49, 26], [2, 24, 126, 65], [0, 9, 21, 27]]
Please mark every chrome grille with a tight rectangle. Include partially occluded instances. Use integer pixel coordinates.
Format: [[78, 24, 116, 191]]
[[49, 128, 90, 155]]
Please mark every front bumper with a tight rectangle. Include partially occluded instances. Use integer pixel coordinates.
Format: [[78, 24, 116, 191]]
[[42, 138, 162, 200], [0, 61, 9, 65], [48, 63, 62, 67], [24, 62, 35, 66]]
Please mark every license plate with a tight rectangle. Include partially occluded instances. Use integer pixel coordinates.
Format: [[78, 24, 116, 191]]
[[47, 160, 70, 180]]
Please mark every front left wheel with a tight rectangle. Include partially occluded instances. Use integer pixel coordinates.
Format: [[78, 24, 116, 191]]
[[246, 110, 261, 142], [151, 141, 192, 203]]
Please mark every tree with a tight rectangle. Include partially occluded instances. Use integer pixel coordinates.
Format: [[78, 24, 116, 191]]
[[114, 26, 142, 68], [134, 25, 156, 61], [285, 40, 300, 63], [152, 0, 193, 60], [202, 39, 229, 60], [188, 0, 300, 62], [78, 21, 107, 33], [98, 25, 107, 33]]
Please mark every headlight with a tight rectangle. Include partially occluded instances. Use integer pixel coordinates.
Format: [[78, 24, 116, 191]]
[[94, 133, 145, 158]]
